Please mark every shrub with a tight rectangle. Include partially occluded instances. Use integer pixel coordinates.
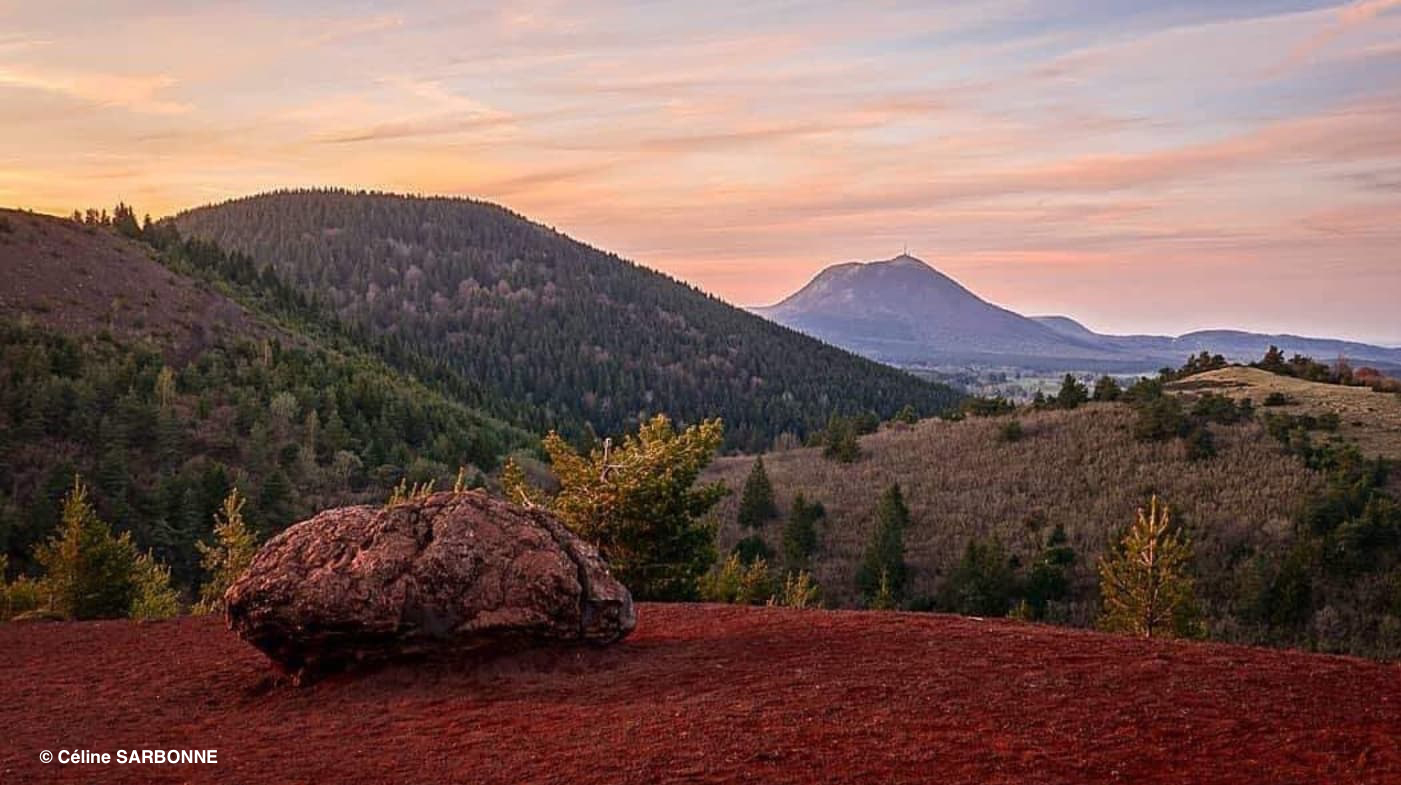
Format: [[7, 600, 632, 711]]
[[1191, 393, 1247, 424], [964, 396, 1016, 417], [1132, 396, 1187, 442], [1, 574, 43, 621], [1263, 392, 1290, 407], [699, 553, 774, 605], [732, 535, 775, 565], [1097, 496, 1201, 638], [999, 419, 1024, 443], [1184, 425, 1216, 462], [821, 415, 862, 463], [771, 570, 821, 609]]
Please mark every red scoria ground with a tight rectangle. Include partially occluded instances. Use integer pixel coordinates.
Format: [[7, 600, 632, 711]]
[[3, 604, 1400, 785]]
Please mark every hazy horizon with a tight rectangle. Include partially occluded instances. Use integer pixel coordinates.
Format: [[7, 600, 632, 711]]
[[3, 1, 1399, 344]]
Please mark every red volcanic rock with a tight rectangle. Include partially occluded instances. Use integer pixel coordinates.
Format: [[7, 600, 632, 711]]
[[224, 491, 634, 680]]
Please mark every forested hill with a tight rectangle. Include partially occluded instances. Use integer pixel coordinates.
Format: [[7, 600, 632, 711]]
[[172, 189, 961, 451], [0, 208, 531, 591]]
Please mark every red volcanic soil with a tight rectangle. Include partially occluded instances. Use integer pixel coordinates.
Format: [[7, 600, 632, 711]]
[[4, 604, 1400, 785]]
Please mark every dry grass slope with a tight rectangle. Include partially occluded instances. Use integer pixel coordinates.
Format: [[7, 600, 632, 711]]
[[705, 403, 1320, 612], [0, 209, 261, 359], [1169, 366, 1401, 462]]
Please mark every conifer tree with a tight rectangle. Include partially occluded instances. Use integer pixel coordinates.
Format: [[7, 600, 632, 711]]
[[1092, 375, 1122, 402], [542, 415, 727, 600], [737, 456, 777, 529], [1098, 496, 1201, 638], [130, 550, 180, 620], [1056, 374, 1089, 409], [195, 488, 258, 614], [942, 537, 1017, 617], [1024, 523, 1076, 619], [500, 457, 543, 507], [782, 493, 824, 570], [869, 568, 897, 610], [857, 483, 909, 604], [35, 476, 137, 619], [772, 570, 821, 609], [822, 415, 862, 463]]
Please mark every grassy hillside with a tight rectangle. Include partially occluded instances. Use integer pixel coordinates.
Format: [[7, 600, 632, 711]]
[[1169, 365, 1401, 463], [171, 189, 962, 451], [705, 403, 1321, 626], [0, 209, 263, 358], [0, 210, 532, 591]]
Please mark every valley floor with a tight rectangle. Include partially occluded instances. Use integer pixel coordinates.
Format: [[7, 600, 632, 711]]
[[4, 605, 1400, 784]]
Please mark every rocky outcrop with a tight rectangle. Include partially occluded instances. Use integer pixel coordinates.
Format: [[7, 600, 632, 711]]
[[225, 491, 634, 680]]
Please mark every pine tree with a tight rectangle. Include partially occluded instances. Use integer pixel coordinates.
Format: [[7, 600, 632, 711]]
[[130, 550, 180, 620], [942, 537, 1017, 617], [256, 469, 293, 533], [543, 415, 727, 600], [35, 476, 137, 620], [1024, 523, 1076, 619], [856, 483, 909, 604], [499, 457, 542, 507], [1098, 496, 1201, 638], [737, 457, 777, 529], [822, 415, 862, 463], [782, 493, 824, 570], [1056, 374, 1089, 409], [195, 489, 258, 614], [699, 553, 774, 605], [1092, 375, 1122, 402], [869, 568, 897, 610]]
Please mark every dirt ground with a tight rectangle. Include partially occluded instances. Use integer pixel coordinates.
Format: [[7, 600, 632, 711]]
[[4, 604, 1400, 785]]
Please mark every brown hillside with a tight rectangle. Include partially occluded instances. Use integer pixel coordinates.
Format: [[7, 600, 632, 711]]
[[0, 209, 260, 358], [3, 605, 1399, 785], [1170, 365, 1401, 462], [704, 404, 1319, 611]]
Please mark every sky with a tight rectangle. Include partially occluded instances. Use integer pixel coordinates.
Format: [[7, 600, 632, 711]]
[[2, 1, 1399, 344]]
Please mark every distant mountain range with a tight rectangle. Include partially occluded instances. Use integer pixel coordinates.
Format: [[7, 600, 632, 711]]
[[172, 191, 960, 450], [754, 255, 1401, 373]]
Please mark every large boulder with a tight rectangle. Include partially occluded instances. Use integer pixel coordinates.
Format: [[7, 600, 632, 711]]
[[225, 491, 634, 680]]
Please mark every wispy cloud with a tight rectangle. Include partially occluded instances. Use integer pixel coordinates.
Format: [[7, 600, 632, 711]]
[[0, 64, 189, 114], [1, 1, 1400, 340], [1284, 0, 1401, 68]]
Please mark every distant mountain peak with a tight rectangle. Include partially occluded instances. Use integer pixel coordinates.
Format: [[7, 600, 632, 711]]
[[754, 254, 1401, 371], [753, 253, 1098, 364]]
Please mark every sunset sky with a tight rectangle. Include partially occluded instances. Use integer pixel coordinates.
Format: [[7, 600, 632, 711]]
[[2, 1, 1399, 343]]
